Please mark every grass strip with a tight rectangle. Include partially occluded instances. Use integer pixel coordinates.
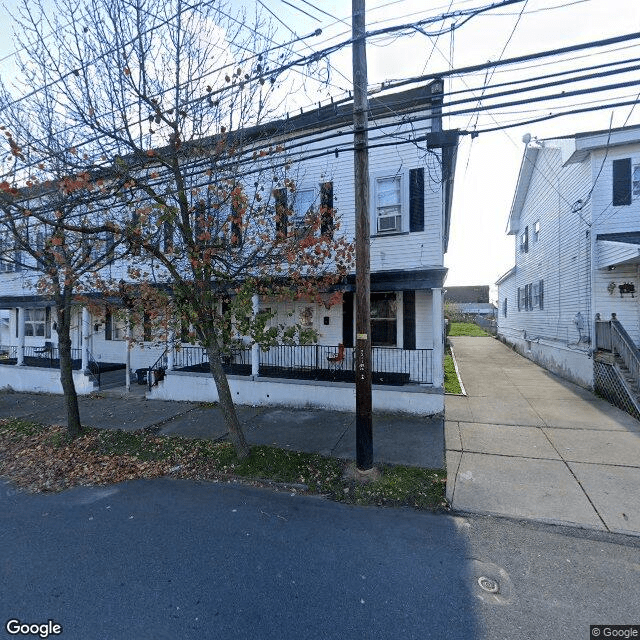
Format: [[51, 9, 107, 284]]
[[0, 419, 448, 511], [448, 322, 489, 337]]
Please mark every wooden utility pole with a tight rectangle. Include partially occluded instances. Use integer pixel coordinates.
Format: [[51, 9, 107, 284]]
[[352, 0, 373, 470]]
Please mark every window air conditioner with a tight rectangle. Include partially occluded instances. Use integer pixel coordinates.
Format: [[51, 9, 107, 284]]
[[378, 214, 402, 233]]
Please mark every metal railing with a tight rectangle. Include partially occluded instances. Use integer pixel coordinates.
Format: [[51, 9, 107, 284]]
[[172, 344, 252, 371], [87, 351, 101, 387], [0, 344, 82, 369], [259, 344, 433, 384], [147, 347, 169, 390]]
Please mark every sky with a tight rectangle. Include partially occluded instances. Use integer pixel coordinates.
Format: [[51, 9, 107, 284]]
[[1, 0, 639, 298]]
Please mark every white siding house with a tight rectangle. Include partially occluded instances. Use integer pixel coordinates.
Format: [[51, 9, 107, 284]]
[[0, 81, 458, 414], [497, 125, 640, 393]]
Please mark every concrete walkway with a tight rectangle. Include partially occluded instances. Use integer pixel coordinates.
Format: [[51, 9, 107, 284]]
[[446, 336, 640, 536], [0, 390, 444, 470]]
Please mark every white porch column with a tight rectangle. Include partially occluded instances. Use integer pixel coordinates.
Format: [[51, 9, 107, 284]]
[[251, 294, 260, 378], [167, 329, 175, 371], [125, 311, 131, 392], [431, 288, 444, 387], [81, 307, 90, 372], [16, 307, 25, 366]]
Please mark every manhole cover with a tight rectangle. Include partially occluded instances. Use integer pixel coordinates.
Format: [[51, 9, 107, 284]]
[[477, 576, 500, 593]]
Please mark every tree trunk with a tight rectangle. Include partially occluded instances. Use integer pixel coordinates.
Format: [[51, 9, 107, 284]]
[[205, 340, 250, 459], [56, 295, 83, 438]]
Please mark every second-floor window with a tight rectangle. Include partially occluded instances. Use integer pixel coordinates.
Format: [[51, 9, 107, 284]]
[[520, 226, 529, 253], [633, 164, 640, 198], [375, 175, 403, 234], [292, 188, 316, 230]]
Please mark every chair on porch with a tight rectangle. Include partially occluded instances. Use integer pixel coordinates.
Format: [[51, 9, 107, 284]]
[[34, 341, 54, 367], [327, 343, 345, 368]]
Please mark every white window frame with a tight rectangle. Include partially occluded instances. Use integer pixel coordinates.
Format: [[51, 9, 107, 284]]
[[633, 163, 640, 198], [371, 171, 409, 235], [24, 308, 51, 338], [533, 220, 540, 242], [291, 187, 317, 231]]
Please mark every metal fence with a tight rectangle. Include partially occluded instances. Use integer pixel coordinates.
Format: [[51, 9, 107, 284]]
[[173, 345, 252, 370], [0, 344, 82, 369], [258, 344, 433, 384]]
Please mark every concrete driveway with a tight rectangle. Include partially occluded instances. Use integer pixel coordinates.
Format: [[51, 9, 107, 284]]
[[446, 336, 640, 536]]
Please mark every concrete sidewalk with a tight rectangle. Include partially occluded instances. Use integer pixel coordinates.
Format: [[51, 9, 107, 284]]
[[0, 390, 444, 470], [446, 336, 640, 537]]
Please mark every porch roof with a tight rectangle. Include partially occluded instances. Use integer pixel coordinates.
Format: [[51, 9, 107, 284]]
[[344, 267, 448, 291]]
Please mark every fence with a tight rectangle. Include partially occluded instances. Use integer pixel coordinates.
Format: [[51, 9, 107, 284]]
[[258, 344, 433, 384], [0, 344, 83, 369]]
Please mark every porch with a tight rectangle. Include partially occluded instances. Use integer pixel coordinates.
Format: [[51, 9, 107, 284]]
[[158, 343, 434, 387], [0, 344, 126, 385]]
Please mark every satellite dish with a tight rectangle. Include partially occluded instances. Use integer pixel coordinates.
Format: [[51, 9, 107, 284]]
[[522, 133, 532, 145]]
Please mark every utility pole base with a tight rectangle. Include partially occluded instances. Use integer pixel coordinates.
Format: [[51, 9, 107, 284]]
[[343, 462, 382, 483]]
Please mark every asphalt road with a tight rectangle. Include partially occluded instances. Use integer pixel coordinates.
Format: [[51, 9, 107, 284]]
[[1, 478, 638, 640]]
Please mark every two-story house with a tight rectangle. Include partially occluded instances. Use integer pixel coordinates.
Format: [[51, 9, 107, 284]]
[[497, 125, 640, 414], [0, 81, 458, 415]]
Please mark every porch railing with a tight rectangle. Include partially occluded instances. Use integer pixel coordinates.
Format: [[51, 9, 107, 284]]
[[258, 344, 433, 384], [172, 345, 252, 370], [0, 344, 82, 369], [596, 313, 640, 383]]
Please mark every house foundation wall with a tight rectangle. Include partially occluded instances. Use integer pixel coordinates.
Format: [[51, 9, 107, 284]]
[[147, 370, 443, 415], [0, 366, 95, 395], [498, 329, 594, 388]]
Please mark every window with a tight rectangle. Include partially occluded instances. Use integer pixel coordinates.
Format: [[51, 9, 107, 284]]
[[633, 164, 640, 198], [372, 168, 425, 235], [105, 311, 128, 340], [24, 308, 51, 338], [518, 280, 544, 311], [371, 292, 397, 346], [503, 298, 507, 317], [292, 189, 316, 228], [520, 226, 529, 253], [533, 221, 540, 242], [0, 234, 21, 272], [375, 176, 403, 234]]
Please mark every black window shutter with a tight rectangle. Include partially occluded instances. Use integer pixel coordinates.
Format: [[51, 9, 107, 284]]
[[105, 311, 112, 341], [524, 226, 529, 253], [274, 188, 288, 238], [539, 279, 544, 310], [342, 291, 354, 348], [45, 307, 51, 339], [517, 288, 521, 311], [320, 181, 334, 237], [15, 308, 18, 338], [409, 168, 425, 232], [230, 200, 242, 248], [403, 290, 416, 350], [613, 158, 632, 206]]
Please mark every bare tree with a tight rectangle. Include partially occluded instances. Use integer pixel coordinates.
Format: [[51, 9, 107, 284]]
[[0, 0, 353, 457], [0, 160, 125, 437]]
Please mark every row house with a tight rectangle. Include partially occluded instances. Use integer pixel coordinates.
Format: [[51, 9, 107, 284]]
[[0, 81, 458, 415]]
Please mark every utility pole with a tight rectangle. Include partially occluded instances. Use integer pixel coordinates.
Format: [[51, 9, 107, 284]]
[[352, 0, 373, 471]]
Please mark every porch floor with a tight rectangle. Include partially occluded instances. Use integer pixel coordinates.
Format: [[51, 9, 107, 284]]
[[176, 363, 412, 386]]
